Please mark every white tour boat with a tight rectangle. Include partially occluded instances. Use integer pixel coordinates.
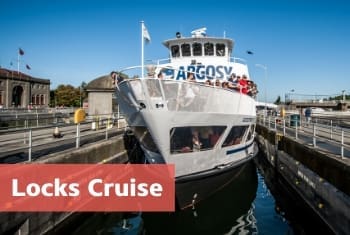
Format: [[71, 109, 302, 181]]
[[114, 27, 258, 209]]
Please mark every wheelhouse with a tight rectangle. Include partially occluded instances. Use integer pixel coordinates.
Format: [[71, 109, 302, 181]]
[[162, 28, 234, 61], [164, 38, 233, 60]]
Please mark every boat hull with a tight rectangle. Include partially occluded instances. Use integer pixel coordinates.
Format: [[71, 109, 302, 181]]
[[175, 144, 258, 210]]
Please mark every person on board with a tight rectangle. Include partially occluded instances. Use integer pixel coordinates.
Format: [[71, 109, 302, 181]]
[[191, 129, 202, 151], [239, 75, 248, 94], [205, 79, 213, 86], [305, 108, 312, 126], [187, 72, 196, 82], [157, 72, 164, 79], [110, 71, 124, 85]]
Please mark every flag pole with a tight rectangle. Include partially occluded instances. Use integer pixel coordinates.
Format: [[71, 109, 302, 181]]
[[17, 50, 20, 74], [141, 20, 144, 78]]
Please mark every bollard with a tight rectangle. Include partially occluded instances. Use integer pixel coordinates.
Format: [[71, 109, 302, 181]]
[[330, 120, 333, 140], [53, 126, 63, 138], [91, 121, 96, 131], [283, 119, 286, 136], [76, 123, 80, 148]]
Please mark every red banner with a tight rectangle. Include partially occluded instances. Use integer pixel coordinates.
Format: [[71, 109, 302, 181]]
[[0, 164, 175, 212]]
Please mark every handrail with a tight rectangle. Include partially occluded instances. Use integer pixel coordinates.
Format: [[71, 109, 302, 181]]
[[257, 114, 350, 159], [0, 113, 128, 163]]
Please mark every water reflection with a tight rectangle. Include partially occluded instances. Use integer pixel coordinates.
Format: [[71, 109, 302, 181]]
[[64, 160, 297, 235], [142, 161, 258, 235], [54, 152, 334, 235]]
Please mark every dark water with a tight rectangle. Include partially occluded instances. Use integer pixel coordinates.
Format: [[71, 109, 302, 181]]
[[61, 154, 333, 235]]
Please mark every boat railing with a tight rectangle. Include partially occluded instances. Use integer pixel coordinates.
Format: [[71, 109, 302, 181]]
[[154, 58, 171, 65], [116, 65, 256, 114], [148, 57, 247, 66], [230, 57, 247, 64], [257, 114, 350, 159], [118, 78, 255, 115]]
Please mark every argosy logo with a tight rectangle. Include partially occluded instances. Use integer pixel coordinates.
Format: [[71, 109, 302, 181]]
[[164, 65, 234, 80]]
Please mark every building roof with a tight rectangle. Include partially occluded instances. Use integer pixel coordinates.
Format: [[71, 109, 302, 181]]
[[86, 74, 114, 91], [0, 68, 50, 84]]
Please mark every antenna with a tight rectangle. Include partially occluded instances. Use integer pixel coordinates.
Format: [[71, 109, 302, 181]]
[[191, 27, 207, 37]]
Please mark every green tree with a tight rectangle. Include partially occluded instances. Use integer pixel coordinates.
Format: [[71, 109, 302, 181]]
[[55, 84, 81, 107], [49, 90, 55, 107], [79, 81, 88, 105], [274, 95, 281, 105]]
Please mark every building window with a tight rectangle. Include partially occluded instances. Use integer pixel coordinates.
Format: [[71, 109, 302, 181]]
[[40, 94, 44, 105]]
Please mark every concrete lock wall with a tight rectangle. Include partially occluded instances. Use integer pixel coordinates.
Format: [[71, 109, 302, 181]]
[[0, 135, 128, 235], [255, 124, 350, 235], [88, 92, 113, 117]]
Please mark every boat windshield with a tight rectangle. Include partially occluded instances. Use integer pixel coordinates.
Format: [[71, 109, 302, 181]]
[[170, 126, 226, 154], [170, 42, 226, 58]]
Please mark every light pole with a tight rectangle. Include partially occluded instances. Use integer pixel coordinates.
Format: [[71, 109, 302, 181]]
[[79, 86, 82, 108], [255, 64, 267, 115], [287, 89, 295, 103]]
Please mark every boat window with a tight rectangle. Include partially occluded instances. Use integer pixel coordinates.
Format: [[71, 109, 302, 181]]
[[192, 42, 202, 56], [222, 125, 249, 147], [170, 126, 226, 154], [204, 42, 214, 56], [171, 45, 180, 57], [132, 126, 159, 153], [181, 43, 191, 57], [216, 43, 226, 56]]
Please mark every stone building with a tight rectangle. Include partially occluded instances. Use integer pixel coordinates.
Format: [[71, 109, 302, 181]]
[[0, 68, 50, 108], [86, 74, 116, 116]]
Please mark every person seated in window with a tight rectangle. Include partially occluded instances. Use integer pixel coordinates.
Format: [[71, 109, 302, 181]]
[[192, 129, 202, 151], [210, 129, 220, 146], [199, 127, 213, 149], [231, 137, 242, 145]]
